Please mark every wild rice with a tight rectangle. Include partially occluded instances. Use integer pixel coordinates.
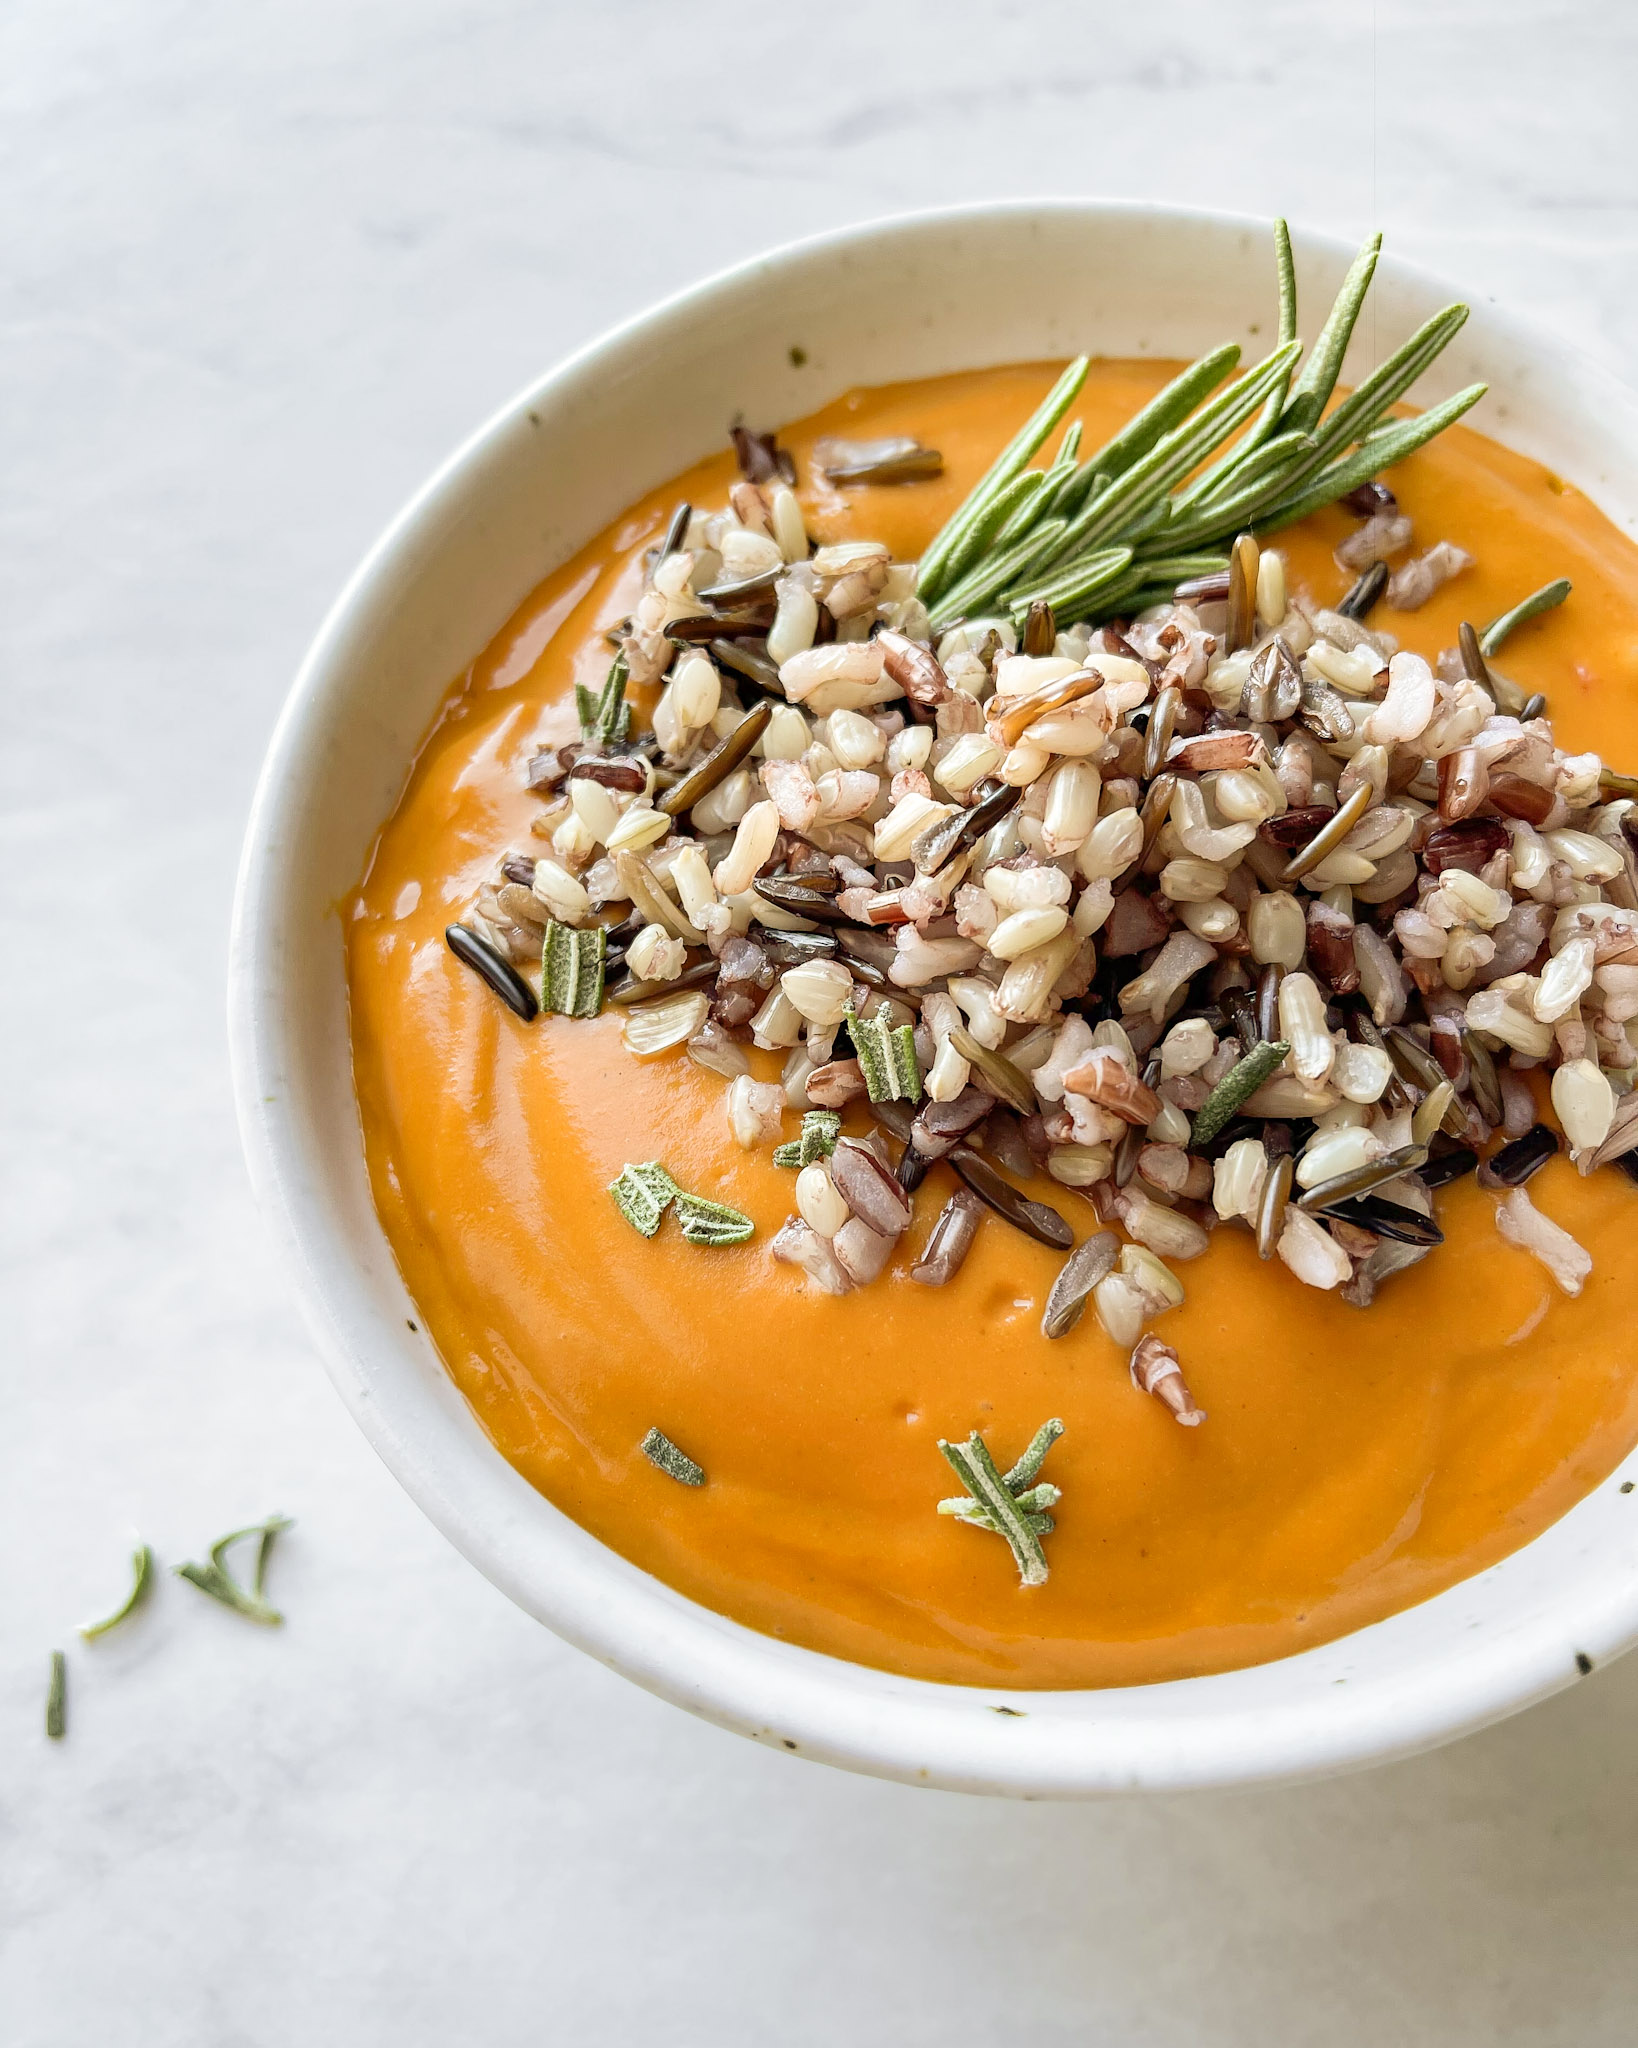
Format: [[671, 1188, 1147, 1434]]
[[429, 346, 1628, 1410]]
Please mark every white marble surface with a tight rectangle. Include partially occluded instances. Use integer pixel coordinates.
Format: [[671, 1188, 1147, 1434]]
[[6, 3, 1638, 2040]]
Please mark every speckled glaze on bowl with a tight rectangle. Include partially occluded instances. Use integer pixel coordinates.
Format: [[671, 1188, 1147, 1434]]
[[229, 202, 1638, 1796]]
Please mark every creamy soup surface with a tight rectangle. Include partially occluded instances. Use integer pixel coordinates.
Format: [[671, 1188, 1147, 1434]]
[[346, 359, 1638, 1689]]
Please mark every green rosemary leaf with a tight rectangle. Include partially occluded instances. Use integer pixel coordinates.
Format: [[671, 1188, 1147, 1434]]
[[987, 469, 1054, 552], [79, 1542, 155, 1641], [1277, 232, 1382, 437], [918, 356, 1089, 603], [938, 1498, 1056, 1535], [800, 1109, 841, 1163], [774, 1110, 842, 1168], [1237, 304, 1471, 527], [1173, 225, 1300, 510], [1480, 578, 1571, 657], [928, 516, 1070, 631], [1053, 419, 1084, 467], [1008, 1482, 1061, 1515], [1301, 303, 1469, 468], [675, 1192, 756, 1245], [1256, 383, 1488, 534], [581, 653, 629, 745], [542, 920, 606, 1018], [1162, 428, 1317, 540], [845, 1007, 923, 1104], [1006, 544, 1135, 621], [1002, 1415, 1065, 1491], [929, 469, 1047, 606], [46, 1650, 66, 1739], [1123, 552, 1233, 588], [938, 1430, 1055, 1587], [1191, 1040, 1292, 1148], [1063, 342, 1242, 514], [609, 1159, 682, 1236], [889, 1024, 922, 1103], [640, 1427, 706, 1486], [174, 1515, 292, 1626], [847, 1007, 890, 1100], [1268, 217, 1298, 361]]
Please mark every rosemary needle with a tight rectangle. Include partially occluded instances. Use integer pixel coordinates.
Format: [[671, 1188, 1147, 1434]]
[[938, 1421, 1065, 1587], [79, 1542, 155, 1640], [46, 1651, 66, 1740], [1480, 577, 1572, 657]]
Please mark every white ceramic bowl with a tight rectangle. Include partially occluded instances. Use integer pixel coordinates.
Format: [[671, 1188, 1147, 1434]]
[[230, 201, 1638, 1796]]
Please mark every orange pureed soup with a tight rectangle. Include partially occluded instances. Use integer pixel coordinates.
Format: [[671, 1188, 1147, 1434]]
[[347, 360, 1638, 1688]]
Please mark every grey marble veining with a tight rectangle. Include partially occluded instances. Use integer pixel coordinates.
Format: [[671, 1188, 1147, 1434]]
[[4, 3, 1638, 2042]]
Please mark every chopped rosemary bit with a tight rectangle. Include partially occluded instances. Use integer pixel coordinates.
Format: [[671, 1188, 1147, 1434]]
[[610, 1164, 751, 1244], [609, 1160, 682, 1236], [846, 1007, 922, 1103], [79, 1542, 155, 1640], [640, 1426, 706, 1486], [1190, 1039, 1292, 1149], [773, 1109, 841, 1168], [577, 653, 630, 745], [890, 1024, 923, 1102], [46, 1650, 66, 1740], [174, 1514, 292, 1626], [938, 1420, 1065, 1587], [674, 1192, 755, 1245], [542, 920, 606, 1018]]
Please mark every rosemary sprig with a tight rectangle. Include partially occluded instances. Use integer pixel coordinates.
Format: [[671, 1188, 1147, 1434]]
[[79, 1542, 155, 1640], [46, 1651, 66, 1739], [915, 227, 1485, 633], [1481, 578, 1572, 656], [174, 1515, 292, 1626], [938, 1420, 1065, 1587]]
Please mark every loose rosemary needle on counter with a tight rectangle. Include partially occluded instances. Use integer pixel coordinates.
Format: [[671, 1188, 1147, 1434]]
[[79, 1541, 156, 1640], [45, 1651, 66, 1740], [174, 1514, 293, 1626]]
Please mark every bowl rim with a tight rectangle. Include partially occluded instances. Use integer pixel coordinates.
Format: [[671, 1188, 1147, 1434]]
[[229, 196, 1638, 1796]]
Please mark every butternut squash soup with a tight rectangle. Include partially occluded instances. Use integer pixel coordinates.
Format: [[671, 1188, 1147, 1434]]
[[347, 249, 1638, 1687]]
